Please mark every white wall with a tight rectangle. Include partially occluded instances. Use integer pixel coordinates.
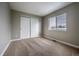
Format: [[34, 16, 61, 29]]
[[0, 3, 11, 55]]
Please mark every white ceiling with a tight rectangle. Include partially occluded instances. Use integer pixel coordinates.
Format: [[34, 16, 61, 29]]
[[9, 2, 72, 16]]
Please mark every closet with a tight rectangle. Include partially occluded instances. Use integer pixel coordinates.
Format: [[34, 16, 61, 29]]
[[20, 16, 41, 39]]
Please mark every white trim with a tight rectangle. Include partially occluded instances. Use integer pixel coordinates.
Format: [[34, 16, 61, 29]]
[[54, 38, 79, 49], [55, 38, 79, 49], [43, 34, 79, 49], [10, 39, 22, 42], [11, 37, 40, 42], [0, 38, 31, 56], [0, 41, 11, 56]]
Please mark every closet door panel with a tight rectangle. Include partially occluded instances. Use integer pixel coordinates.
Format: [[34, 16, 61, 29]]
[[20, 17, 30, 39], [31, 17, 40, 37]]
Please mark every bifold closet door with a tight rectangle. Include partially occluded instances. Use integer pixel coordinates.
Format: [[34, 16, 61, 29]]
[[20, 17, 30, 39], [31, 17, 40, 37]]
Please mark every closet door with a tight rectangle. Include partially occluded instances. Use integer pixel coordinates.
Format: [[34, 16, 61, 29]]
[[20, 16, 30, 39], [31, 17, 40, 37]]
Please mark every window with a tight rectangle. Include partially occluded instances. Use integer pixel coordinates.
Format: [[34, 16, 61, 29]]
[[48, 16, 56, 30], [48, 13, 67, 31], [56, 13, 67, 31]]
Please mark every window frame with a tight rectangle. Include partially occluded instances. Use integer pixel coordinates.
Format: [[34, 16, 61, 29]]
[[48, 13, 67, 31]]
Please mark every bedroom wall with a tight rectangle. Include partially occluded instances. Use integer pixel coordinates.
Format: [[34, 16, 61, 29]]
[[0, 3, 11, 55], [11, 10, 42, 39], [42, 3, 79, 46]]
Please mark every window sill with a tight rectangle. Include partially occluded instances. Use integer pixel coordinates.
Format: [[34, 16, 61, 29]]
[[49, 28, 67, 32]]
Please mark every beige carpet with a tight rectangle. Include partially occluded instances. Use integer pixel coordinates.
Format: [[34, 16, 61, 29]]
[[4, 37, 79, 56]]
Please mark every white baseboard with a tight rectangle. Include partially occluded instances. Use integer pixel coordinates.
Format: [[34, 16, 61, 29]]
[[11, 37, 40, 42], [1, 37, 41, 55], [43, 34, 79, 49], [0, 41, 11, 56], [10, 39, 21, 42], [0, 39, 22, 56], [54, 38, 79, 49]]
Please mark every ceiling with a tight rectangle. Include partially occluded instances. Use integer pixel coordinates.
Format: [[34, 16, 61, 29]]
[[9, 2, 72, 16]]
